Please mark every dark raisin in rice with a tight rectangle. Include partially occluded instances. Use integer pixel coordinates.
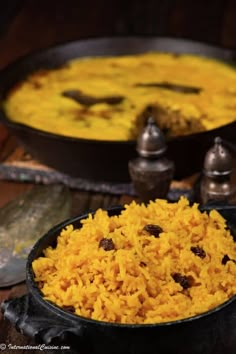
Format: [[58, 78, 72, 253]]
[[143, 224, 163, 237], [172, 273, 191, 289], [191, 246, 206, 259], [99, 238, 115, 251], [38, 281, 44, 289], [62, 306, 74, 313], [222, 254, 236, 265], [222, 255, 231, 265]]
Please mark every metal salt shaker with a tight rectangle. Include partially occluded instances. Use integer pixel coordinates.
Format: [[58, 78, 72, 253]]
[[128, 117, 175, 202], [200, 137, 235, 204]]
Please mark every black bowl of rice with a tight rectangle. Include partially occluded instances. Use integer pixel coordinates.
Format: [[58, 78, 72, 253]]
[[2, 197, 236, 354]]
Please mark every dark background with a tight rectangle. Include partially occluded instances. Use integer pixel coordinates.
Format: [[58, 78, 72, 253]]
[[1, 0, 236, 69]]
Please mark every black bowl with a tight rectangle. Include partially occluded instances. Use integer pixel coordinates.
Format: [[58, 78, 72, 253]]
[[1, 204, 236, 354], [1, 37, 236, 182]]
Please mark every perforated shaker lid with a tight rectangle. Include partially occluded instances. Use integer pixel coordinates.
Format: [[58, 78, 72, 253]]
[[203, 137, 233, 177], [137, 117, 167, 158]]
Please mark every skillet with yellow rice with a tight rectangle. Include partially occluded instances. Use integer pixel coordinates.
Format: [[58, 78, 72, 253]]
[[1, 37, 236, 182]]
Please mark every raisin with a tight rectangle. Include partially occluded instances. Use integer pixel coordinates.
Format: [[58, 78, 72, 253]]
[[222, 255, 236, 265], [99, 238, 115, 251], [38, 281, 44, 289], [62, 306, 74, 313], [140, 261, 147, 267], [222, 255, 230, 265], [143, 224, 163, 237], [172, 273, 190, 289], [32, 81, 42, 89], [191, 246, 206, 259]]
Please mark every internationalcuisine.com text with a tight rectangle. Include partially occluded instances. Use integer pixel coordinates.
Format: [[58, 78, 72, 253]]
[[4, 344, 70, 351]]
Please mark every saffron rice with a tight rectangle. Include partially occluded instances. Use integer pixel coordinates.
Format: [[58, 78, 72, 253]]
[[32, 197, 236, 324], [5, 52, 236, 141]]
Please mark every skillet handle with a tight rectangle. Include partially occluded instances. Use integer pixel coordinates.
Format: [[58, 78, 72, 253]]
[[1, 294, 84, 350]]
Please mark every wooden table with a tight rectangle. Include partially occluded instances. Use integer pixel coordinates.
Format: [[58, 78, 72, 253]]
[[0, 179, 133, 352]]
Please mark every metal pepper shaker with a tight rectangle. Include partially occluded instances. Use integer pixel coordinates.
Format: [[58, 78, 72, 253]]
[[200, 137, 235, 204], [128, 117, 175, 202]]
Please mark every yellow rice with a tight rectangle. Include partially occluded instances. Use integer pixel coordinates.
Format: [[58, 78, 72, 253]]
[[5, 52, 236, 141], [32, 197, 236, 324]]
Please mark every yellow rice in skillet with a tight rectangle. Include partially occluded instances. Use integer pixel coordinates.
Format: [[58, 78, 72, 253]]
[[32, 197, 236, 324], [5, 52, 236, 141]]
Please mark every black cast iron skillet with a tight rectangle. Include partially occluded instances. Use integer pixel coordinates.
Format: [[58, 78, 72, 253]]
[[1, 37, 236, 182], [1, 204, 236, 354]]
